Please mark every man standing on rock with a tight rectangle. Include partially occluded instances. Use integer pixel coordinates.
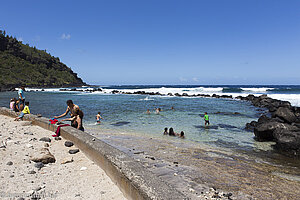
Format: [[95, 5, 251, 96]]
[[18, 85, 26, 111], [54, 100, 84, 131]]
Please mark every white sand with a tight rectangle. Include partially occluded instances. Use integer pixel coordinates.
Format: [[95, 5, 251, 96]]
[[0, 115, 127, 200]]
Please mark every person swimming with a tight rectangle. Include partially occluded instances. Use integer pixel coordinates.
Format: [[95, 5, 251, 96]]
[[179, 131, 185, 139], [169, 127, 176, 136], [163, 127, 168, 135]]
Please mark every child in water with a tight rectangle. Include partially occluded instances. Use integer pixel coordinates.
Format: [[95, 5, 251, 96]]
[[15, 101, 30, 121], [204, 112, 210, 126], [179, 131, 185, 139], [96, 112, 103, 124], [163, 127, 168, 135]]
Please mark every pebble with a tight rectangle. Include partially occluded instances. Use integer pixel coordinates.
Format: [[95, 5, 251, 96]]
[[189, 188, 195, 193], [44, 143, 49, 147], [7, 161, 13, 165], [34, 162, 44, 170], [55, 137, 62, 140], [28, 170, 36, 174], [39, 137, 51, 143], [80, 167, 87, 171], [10, 175, 14, 178], [64, 141, 74, 147], [34, 186, 42, 191], [17, 198, 25, 200], [69, 149, 80, 154]]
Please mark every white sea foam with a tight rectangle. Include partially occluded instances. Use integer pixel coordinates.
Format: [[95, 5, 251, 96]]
[[26, 86, 300, 106], [140, 96, 154, 101], [241, 88, 274, 92]]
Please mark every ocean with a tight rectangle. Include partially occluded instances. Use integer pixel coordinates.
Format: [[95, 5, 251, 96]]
[[1, 85, 300, 168]]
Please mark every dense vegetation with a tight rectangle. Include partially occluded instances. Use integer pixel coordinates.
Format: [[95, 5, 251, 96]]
[[0, 30, 86, 91]]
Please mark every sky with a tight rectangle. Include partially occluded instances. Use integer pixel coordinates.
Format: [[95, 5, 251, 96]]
[[1, 0, 300, 85]]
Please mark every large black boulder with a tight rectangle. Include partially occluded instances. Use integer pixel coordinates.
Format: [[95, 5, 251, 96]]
[[254, 122, 287, 141], [273, 129, 300, 156], [274, 107, 297, 124]]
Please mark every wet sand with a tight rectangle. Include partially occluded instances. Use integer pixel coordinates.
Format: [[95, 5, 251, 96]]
[[89, 128, 300, 200], [0, 115, 126, 200]]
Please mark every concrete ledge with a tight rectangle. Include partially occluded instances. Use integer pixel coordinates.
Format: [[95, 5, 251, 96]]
[[0, 107, 187, 200]]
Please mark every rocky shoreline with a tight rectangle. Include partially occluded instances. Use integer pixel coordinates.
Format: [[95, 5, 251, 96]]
[[3, 86, 300, 158], [105, 90, 300, 157], [74, 88, 300, 158], [241, 94, 300, 156]]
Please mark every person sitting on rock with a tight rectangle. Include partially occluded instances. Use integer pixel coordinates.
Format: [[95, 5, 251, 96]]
[[14, 101, 30, 121]]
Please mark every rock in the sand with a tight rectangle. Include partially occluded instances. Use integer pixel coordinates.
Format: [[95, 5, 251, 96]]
[[30, 148, 56, 164], [17, 198, 25, 200], [7, 161, 13, 165], [64, 141, 74, 147], [61, 157, 74, 164], [34, 162, 44, 170], [80, 167, 87, 171], [55, 137, 62, 140], [44, 143, 49, 147], [39, 137, 51, 143], [28, 170, 36, 174], [274, 107, 297, 124], [69, 149, 80, 154], [34, 186, 42, 191]]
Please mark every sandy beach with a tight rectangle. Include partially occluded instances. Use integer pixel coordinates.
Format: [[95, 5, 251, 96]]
[[0, 115, 126, 200]]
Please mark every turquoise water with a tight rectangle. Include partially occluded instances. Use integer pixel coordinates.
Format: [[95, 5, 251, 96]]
[[0, 90, 261, 151]]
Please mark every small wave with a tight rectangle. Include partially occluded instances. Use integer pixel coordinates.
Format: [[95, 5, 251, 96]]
[[241, 87, 274, 92], [140, 96, 154, 101]]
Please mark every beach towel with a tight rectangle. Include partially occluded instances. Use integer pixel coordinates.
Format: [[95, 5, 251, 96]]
[[52, 124, 70, 137]]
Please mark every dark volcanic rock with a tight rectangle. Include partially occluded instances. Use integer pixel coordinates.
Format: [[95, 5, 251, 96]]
[[34, 162, 44, 170], [254, 122, 299, 141], [69, 149, 80, 154], [6, 161, 13, 165], [274, 107, 297, 124], [39, 137, 51, 143], [64, 141, 74, 147], [273, 129, 300, 156], [110, 121, 130, 126], [254, 122, 284, 141]]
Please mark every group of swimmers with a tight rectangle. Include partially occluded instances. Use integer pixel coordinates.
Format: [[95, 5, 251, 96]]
[[146, 106, 176, 114], [163, 127, 185, 138]]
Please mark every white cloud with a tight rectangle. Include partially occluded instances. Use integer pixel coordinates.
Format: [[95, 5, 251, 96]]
[[17, 37, 23, 42], [61, 33, 71, 40], [179, 77, 187, 82], [192, 77, 199, 82]]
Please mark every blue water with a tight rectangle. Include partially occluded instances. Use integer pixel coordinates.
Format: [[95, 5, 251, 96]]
[[1, 85, 300, 154], [0, 87, 263, 151]]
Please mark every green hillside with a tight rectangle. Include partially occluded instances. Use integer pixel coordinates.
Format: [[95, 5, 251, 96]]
[[0, 30, 86, 91]]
